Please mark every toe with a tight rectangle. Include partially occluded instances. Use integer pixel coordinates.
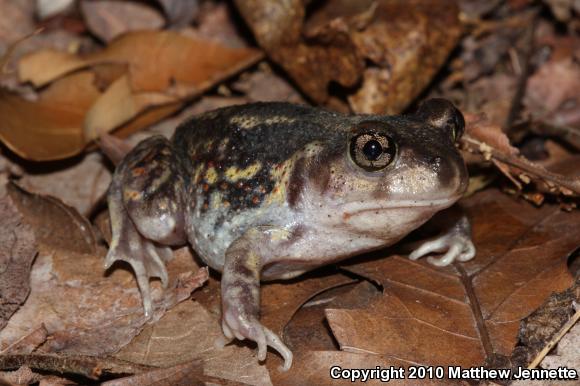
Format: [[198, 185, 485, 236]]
[[427, 243, 462, 266], [263, 327, 293, 371]]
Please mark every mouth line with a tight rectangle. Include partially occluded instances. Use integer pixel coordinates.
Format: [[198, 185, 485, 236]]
[[342, 197, 458, 216]]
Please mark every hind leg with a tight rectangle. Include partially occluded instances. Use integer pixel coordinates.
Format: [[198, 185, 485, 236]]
[[106, 135, 188, 317]]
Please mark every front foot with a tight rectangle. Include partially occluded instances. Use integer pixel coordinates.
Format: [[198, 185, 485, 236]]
[[105, 220, 171, 318], [408, 213, 476, 267], [105, 229, 171, 319], [408, 232, 475, 266], [221, 299, 293, 371], [220, 228, 294, 370]]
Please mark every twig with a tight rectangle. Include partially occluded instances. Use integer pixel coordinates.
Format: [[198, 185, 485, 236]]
[[0, 354, 153, 380], [527, 308, 580, 369], [463, 135, 580, 196]]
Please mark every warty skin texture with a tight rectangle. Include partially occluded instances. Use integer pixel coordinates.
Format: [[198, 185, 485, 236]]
[[106, 99, 476, 370]]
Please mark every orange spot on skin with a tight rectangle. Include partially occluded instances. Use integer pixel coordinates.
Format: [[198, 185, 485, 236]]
[[124, 190, 142, 201], [342, 212, 351, 220], [131, 167, 146, 177]]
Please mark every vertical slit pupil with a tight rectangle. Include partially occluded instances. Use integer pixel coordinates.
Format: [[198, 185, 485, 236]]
[[362, 140, 383, 161]]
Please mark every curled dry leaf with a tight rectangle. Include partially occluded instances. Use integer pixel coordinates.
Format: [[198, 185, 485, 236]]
[[0, 189, 37, 332], [80, 0, 165, 43], [0, 72, 100, 161], [0, 30, 262, 161], [462, 114, 580, 199], [235, 0, 461, 113], [329, 189, 578, 368], [7, 181, 97, 254]]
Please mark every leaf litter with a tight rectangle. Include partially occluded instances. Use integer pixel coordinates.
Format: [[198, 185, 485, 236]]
[[0, 0, 579, 384]]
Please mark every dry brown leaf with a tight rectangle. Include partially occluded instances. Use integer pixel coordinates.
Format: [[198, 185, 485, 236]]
[[524, 34, 580, 128], [235, 0, 461, 113], [18, 152, 111, 217], [0, 365, 38, 385], [115, 301, 273, 386], [0, 244, 207, 358], [0, 187, 37, 332], [19, 30, 262, 92], [328, 189, 577, 368], [0, 71, 100, 161], [261, 273, 356, 338], [0, 324, 47, 355], [464, 73, 518, 127], [1, 30, 261, 161], [7, 182, 97, 254], [271, 281, 382, 374], [0, 186, 207, 360], [80, 0, 165, 43], [82, 74, 178, 140], [116, 255, 353, 382], [44, 268, 208, 356]]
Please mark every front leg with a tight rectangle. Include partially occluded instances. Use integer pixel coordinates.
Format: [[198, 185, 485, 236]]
[[220, 228, 293, 371], [409, 207, 476, 266], [106, 136, 188, 317]]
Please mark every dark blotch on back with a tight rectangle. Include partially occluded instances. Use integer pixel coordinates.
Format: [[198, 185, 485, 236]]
[[172, 103, 342, 214]]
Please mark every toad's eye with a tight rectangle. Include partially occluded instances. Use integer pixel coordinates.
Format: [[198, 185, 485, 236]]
[[349, 132, 396, 172]]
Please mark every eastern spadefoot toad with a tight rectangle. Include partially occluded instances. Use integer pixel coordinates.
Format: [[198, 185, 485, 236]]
[[106, 99, 476, 370]]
